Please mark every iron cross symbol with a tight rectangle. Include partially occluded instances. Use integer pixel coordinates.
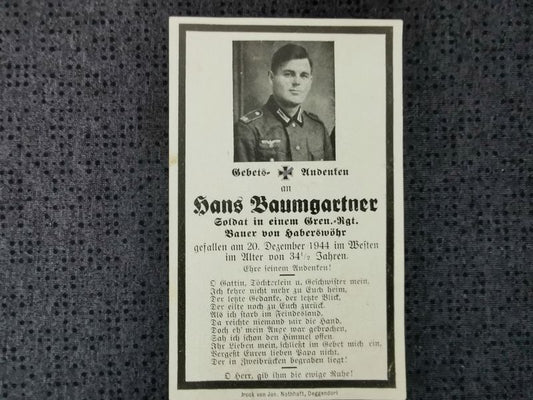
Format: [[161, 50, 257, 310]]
[[278, 166, 293, 180]]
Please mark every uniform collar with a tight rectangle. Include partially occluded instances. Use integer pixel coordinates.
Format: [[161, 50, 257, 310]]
[[267, 96, 304, 127]]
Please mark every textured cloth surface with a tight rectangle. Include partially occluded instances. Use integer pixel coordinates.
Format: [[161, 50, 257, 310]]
[[0, 1, 531, 400]]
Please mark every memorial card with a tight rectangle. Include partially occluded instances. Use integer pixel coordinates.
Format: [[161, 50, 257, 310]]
[[169, 17, 405, 400]]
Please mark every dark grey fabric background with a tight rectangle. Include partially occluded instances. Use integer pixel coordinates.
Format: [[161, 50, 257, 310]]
[[0, 1, 531, 400]]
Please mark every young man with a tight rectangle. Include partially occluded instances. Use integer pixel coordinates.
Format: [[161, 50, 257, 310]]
[[234, 43, 334, 162]]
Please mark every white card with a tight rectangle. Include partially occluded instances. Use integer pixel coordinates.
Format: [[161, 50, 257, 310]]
[[169, 17, 405, 400]]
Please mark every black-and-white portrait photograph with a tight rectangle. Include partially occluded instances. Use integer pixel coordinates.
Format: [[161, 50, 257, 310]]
[[233, 41, 336, 162]]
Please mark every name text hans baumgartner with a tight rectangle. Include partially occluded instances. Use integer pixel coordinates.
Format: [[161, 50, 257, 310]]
[[192, 195, 378, 216]]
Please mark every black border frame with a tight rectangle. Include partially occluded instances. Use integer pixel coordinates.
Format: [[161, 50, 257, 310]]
[[177, 23, 395, 390]]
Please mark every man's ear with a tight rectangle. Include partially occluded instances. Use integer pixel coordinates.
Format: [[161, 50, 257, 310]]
[[268, 70, 274, 84]]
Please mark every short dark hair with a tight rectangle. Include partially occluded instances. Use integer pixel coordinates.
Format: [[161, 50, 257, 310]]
[[271, 43, 313, 73]]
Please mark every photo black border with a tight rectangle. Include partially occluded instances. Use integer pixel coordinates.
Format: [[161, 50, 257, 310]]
[[177, 23, 395, 390]]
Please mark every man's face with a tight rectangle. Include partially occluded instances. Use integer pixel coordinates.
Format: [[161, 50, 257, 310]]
[[269, 58, 313, 109]]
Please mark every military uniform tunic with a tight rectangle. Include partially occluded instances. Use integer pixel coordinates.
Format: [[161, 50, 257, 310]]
[[234, 96, 334, 162]]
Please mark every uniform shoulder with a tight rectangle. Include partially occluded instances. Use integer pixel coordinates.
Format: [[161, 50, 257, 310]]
[[304, 110, 325, 124], [304, 110, 326, 130], [238, 109, 263, 124]]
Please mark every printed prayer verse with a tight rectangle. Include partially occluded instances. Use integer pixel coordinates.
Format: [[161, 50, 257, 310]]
[[187, 204, 387, 382]]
